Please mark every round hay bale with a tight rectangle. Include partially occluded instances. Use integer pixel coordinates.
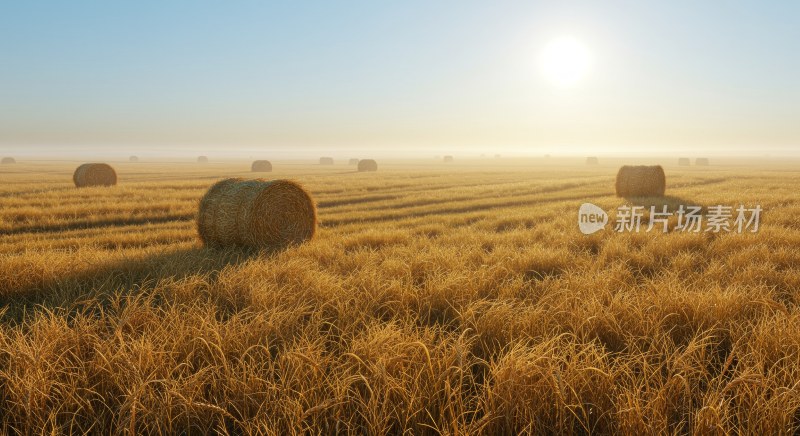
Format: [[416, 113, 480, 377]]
[[198, 156, 209, 163], [357, 159, 378, 172], [129, 155, 139, 162], [197, 178, 317, 249], [1, 157, 16, 164], [696, 158, 710, 166], [251, 160, 273, 172], [615, 165, 666, 197], [73, 163, 117, 187], [348, 158, 359, 165], [678, 158, 690, 166], [586, 156, 599, 165], [495, 154, 501, 158], [443, 155, 454, 162], [319, 157, 334, 165]]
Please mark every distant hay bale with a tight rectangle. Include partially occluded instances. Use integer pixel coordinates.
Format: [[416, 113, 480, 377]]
[[586, 157, 599, 165], [348, 158, 359, 165], [615, 165, 666, 197], [1, 157, 16, 164], [73, 163, 117, 187], [494, 154, 501, 158], [696, 158, 710, 166], [678, 158, 690, 166], [129, 156, 139, 162], [443, 155, 454, 162], [319, 157, 334, 165], [197, 178, 316, 249], [251, 160, 273, 172], [198, 156, 209, 163], [357, 159, 378, 172]]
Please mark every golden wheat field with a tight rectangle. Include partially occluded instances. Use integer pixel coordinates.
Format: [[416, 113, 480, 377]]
[[1, 158, 800, 434]]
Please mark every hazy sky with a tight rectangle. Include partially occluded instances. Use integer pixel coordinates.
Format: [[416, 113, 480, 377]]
[[1, 1, 799, 156]]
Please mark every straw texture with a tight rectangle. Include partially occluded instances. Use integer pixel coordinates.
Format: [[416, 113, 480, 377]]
[[615, 165, 666, 197], [357, 159, 377, 172], [197, 178, 317, 250], [251, 160, 273, 172], [73, 163, 117, 187]]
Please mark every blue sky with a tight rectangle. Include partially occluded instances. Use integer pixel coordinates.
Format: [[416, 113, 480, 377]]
[[1, 1, 799, 156]]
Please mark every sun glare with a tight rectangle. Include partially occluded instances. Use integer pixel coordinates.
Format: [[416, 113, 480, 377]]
[[540, 36, 591, 87]]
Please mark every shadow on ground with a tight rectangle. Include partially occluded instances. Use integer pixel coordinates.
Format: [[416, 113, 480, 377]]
[[612, 195, 727, 235], [0, 245, 277, 323], [0, 213, 194, 236], [620, 195, 708, 211]]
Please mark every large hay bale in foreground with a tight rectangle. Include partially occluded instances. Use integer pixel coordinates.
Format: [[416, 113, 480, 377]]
[[1, 157, 16, 164], [615, 165, 666, 197], [443, 155, 454, 162], [696, 158, 710, 166], [586, 156, 599, 165], [251, 160, 273, 172], [357, 159, 378, 172], [198, 156, 209, 163], [348, 158, 359, 165], [198, 178, 316, 249], [678, 158, 690, 166], [319, 157, 334, 165], [73, 163, 117, 187]]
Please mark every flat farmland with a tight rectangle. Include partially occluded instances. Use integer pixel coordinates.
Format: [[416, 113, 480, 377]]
[[1, 158, 799, 434]]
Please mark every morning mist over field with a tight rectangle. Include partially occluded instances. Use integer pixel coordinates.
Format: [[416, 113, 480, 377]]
[[2, 1, 800, 158], [3, 2, 800, 434]]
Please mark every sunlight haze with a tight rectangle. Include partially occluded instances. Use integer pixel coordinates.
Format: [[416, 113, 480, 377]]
[[1, 1, 799, 157]]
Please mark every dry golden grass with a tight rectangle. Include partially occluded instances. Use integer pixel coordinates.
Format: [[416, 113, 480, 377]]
[[1, 157, 800, 434]]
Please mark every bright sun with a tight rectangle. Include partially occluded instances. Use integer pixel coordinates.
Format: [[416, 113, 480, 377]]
[[540, 36, 591, 87]]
